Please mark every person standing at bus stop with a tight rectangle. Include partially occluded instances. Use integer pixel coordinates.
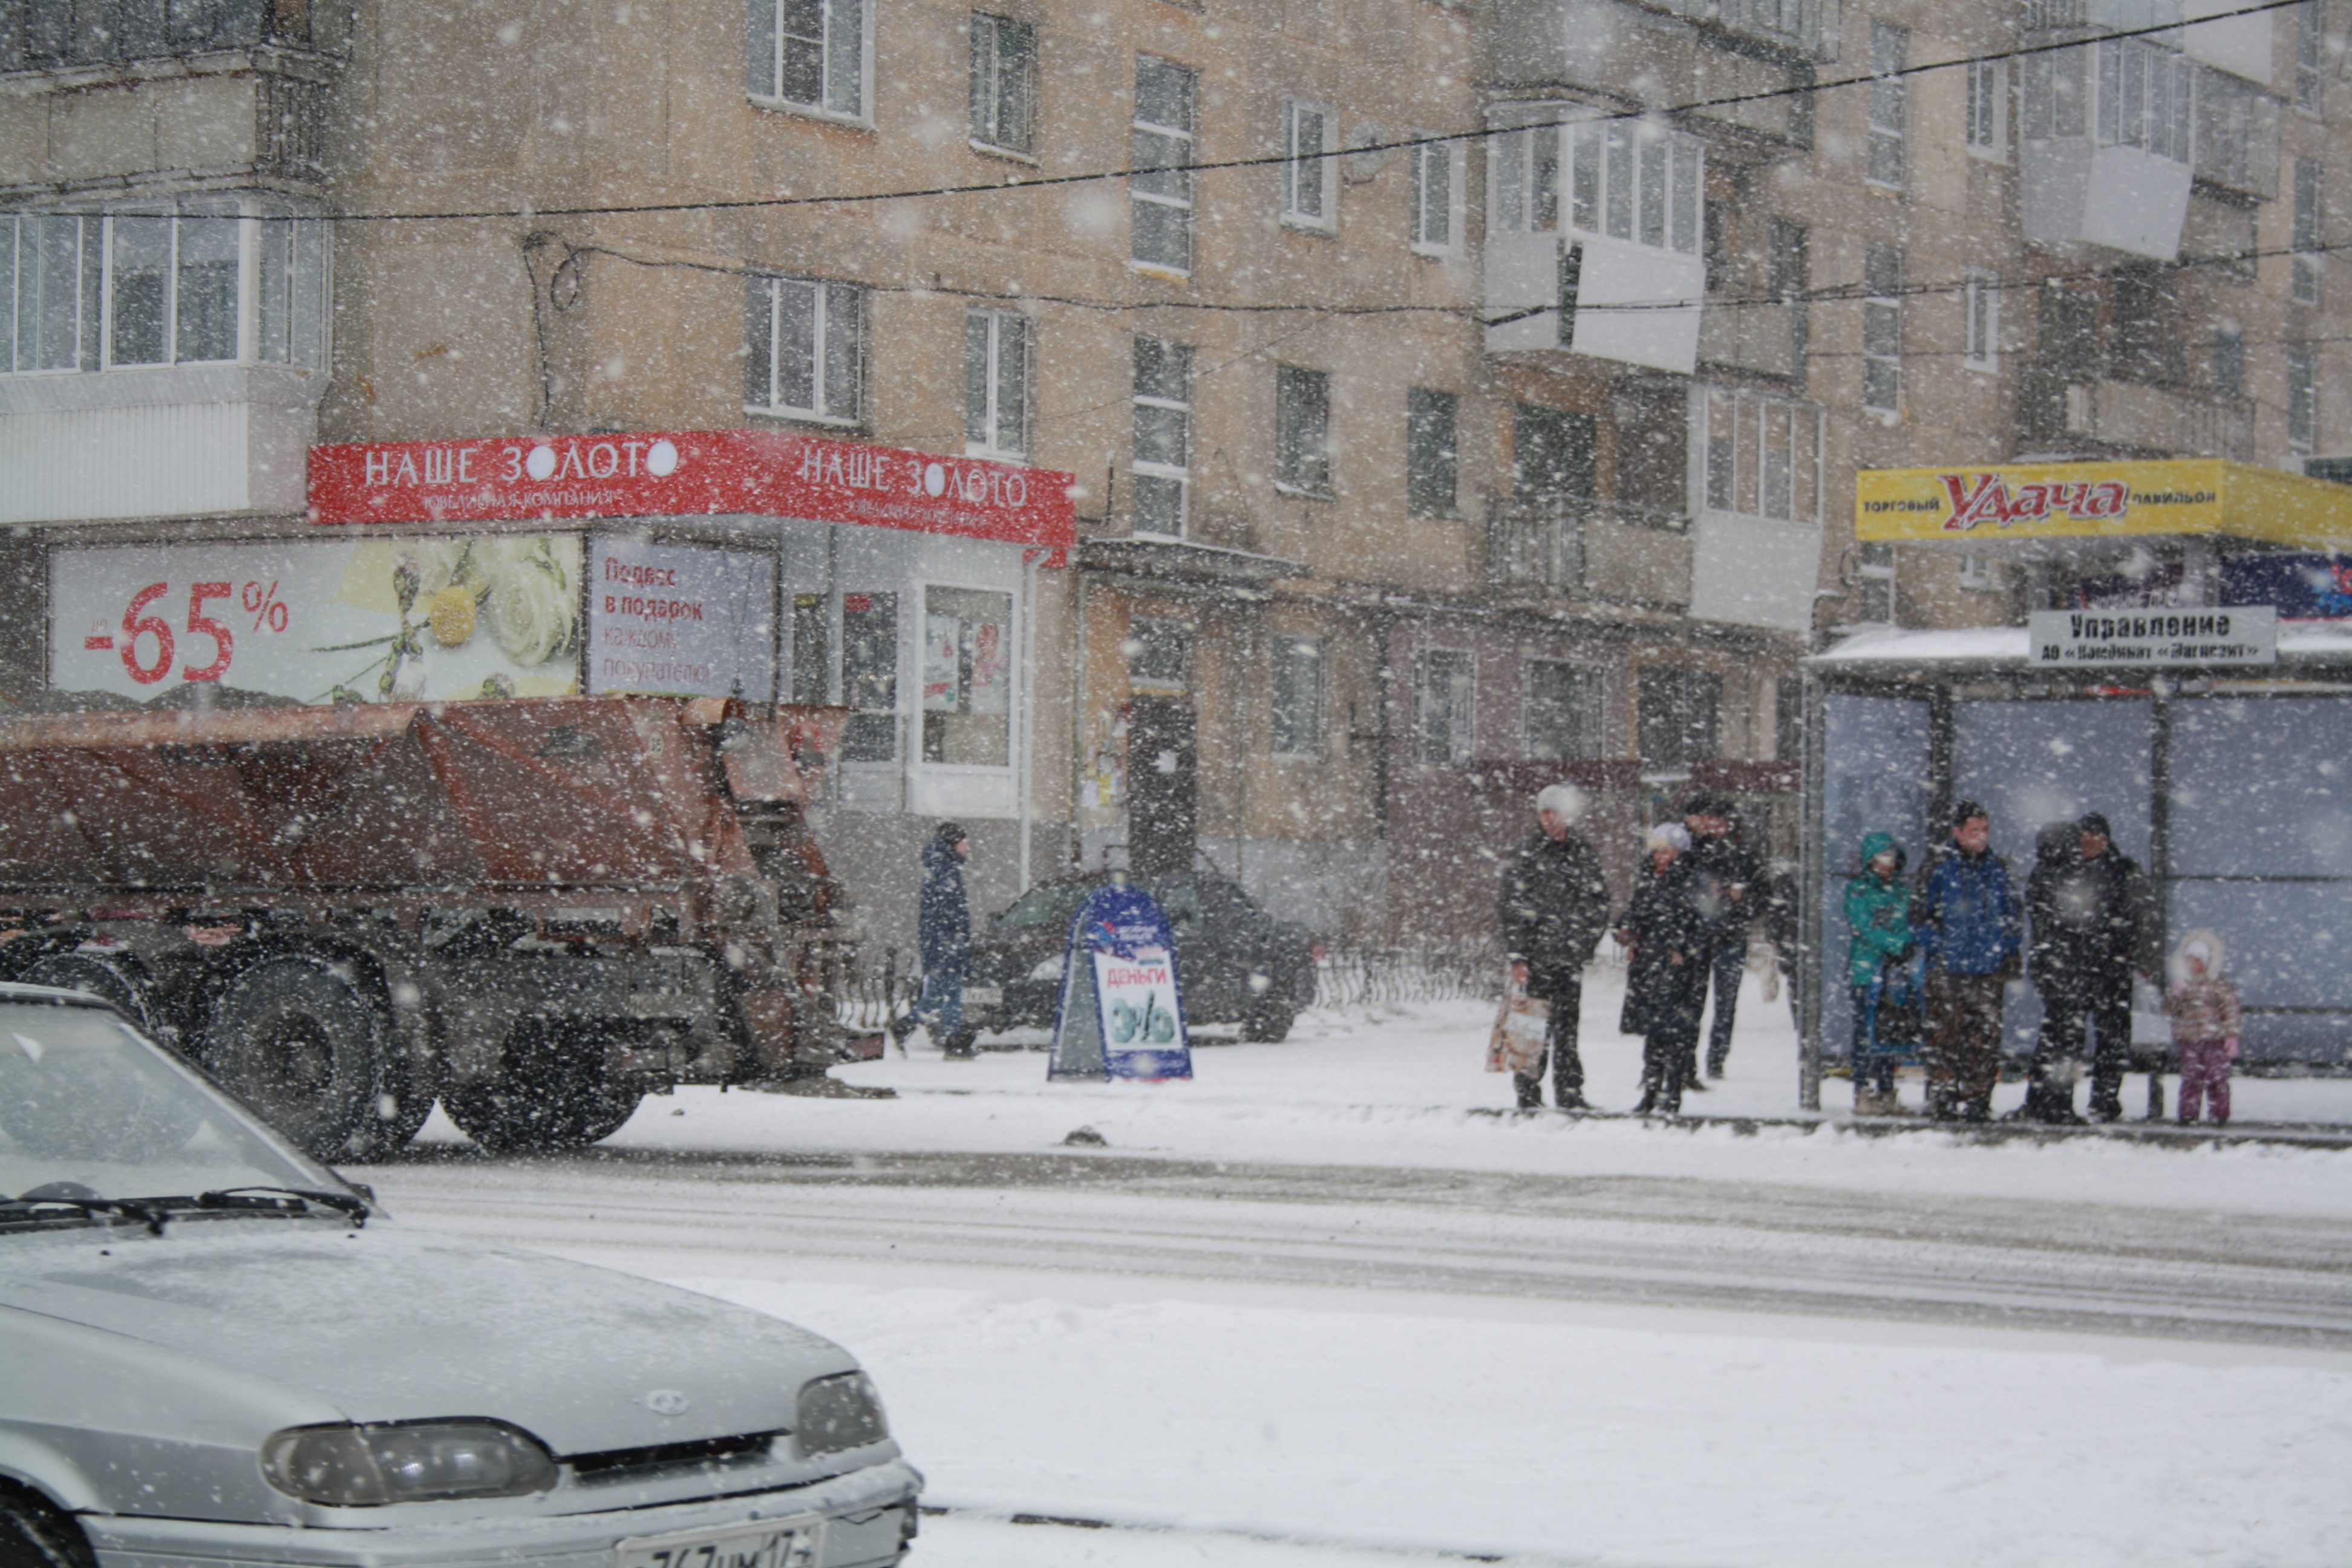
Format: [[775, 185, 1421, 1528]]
[[2070, 812, 2161, 1122], [1684, 791, 1762, 1083], [1910, 801, 2021, 1122], [893, 821, 978, 1058], [1500, 783, 1612, 1112]]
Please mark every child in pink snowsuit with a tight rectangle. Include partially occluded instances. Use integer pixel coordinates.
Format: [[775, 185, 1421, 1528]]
[[2162, 929, 2240, 1126]]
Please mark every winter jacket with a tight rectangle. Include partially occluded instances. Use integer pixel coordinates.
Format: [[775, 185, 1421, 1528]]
[[1910, 840, 2021, 978], [917, 834, 971, 969], [2163, 928, 2242, 1047], [1498, 829, 1612, 999], [1618, 857, 1711, 1040], [2028, 835, 2157, 1006], [1688, 828, 1763, 946], [1843, 832, 1913, 986]]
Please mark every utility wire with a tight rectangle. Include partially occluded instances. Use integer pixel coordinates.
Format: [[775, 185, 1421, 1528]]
[[304, 0, 2307, 225]]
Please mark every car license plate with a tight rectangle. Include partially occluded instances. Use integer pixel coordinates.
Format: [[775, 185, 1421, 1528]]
[[963, 984, 1004, 1006], [615, 1517, 822, 1568]]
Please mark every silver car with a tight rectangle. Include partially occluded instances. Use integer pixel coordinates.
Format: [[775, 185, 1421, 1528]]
[[0, 983, 921, 1568]]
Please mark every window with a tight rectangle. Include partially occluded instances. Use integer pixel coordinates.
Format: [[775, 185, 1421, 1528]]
[[1774, 675, 1803, 765], [1409, 132, 1456, 253], [1132, 56, 1197, 273], [969, 13, 1035, 154], [1966, 57, 2005, 157], [2213, 326, 2244, 396], [1, 206, 324, 374], [1854, 541, 1896, 622], [2288, 342, 2318, 455], [1281, 98, 1334, 229], [1491, 119, 1700, 256], [1132, 336, 1191, 536], [2096, 39, 2192, 162], [748, 0, 865, 118], [1958, 554, 1995, 591], [1963, 272, 1998, 371], [965, 310, 1030, 457], [1862, 244, 1902, 415], [1414, 648, 1475, 765], [840, 591, 898, 761], [1406, 388, 1457, 517], [2194, 67, 2275, 196], [1128, 618, 1189, 691], [745, 276, 862, 422], [921, 586, 1013, 766], [1868, 22, 1907, 188], [1770, 217, 1811, 379], [2299, 0, 2324, 116], [1275, 365, 1331, 495], [1270, 637, 1322, 757], [1699, 388, 1823, 524], [2021, 45, 2089, 141], [1513, 405, 1596, 500], [2296, 159, 2323, 306], [1526, 659, 1603, 762], [790, 593, 832, 705], [1636, 667, 1719, 778]]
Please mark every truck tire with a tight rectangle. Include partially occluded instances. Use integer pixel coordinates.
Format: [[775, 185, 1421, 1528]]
[[441, 1019, 642, 1154], [21, 953, 168, 1048], [203, 955, 391, 1163], [0, 1489, 98, 1568]]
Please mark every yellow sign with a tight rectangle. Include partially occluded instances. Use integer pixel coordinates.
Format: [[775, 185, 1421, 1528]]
[[1855, 459, 2352, 549]]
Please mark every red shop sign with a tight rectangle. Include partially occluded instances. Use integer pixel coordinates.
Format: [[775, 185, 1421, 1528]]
[[309, 428, 1076, 557]]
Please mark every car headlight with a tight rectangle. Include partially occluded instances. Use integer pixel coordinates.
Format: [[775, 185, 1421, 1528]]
[[1028, 957, 1063, 982], [795, 1371, 889, 1457], [261, 1420, 558, 1506]]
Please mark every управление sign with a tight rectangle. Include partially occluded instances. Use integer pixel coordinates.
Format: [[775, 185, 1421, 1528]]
[[2027, 607, 2278, 667]]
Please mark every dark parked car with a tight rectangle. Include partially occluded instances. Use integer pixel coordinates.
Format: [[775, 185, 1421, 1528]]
[[963, 872, 1316, 1042]]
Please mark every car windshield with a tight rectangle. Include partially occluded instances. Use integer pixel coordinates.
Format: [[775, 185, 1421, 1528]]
[[0, 1002, 333, 1206], [992, 882, 1096, 931]]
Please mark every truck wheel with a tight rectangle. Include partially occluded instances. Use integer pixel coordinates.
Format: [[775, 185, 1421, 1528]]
[[352, 1048, 440, 1161], [442, 1021, 642, 1154], [22, 953, 168, 1048], [0, 1489, 99, 1568], [204, 955, 390, 1162], [1240, 1002, 1295, 1044]]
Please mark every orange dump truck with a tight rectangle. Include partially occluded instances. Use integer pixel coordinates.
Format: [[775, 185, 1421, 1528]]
[[0, 696, 874, 1158]]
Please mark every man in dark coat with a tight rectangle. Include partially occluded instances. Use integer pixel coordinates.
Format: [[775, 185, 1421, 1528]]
[[1684, 791, 1762, 1082], [895, 821, 978, 1057], [2019, 821, 2092, 1124], [1910, 800, 2022, 1122], [1498, 782, 1612, 1111], [2056, 812, 2161, 1122]]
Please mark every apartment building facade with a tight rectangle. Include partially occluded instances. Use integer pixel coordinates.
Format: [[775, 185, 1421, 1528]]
[[5, 0, 2345, 961]]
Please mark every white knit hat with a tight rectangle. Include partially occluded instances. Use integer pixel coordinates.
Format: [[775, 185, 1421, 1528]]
[[1645, 822, 1693, 854], [1535, 782, 1589, 824]]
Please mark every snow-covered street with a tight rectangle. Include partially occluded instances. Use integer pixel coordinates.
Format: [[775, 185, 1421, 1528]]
[[353, 970, 2352, 1568]]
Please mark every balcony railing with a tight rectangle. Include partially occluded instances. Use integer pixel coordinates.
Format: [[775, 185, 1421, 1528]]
[[2020, 369, 2256, 460], [1489, 496, 1691, 594], [1, 0, 324, 71]]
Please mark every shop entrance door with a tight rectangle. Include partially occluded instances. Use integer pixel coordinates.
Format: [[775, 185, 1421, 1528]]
[[1128, 696, 1198, 879]]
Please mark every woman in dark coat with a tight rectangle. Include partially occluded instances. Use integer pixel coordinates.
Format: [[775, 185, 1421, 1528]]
[[1619, 823, 1712, 1116]]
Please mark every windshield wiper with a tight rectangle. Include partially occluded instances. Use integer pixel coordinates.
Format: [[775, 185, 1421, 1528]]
[[194, 1186, 371, 1227], [0, 1192, 172, 1236]]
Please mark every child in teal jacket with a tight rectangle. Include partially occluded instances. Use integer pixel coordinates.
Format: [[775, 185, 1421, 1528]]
[[1845, 831, 1915, 1116]]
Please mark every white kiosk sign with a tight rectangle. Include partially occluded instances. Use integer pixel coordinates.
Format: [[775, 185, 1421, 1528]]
[[2028, 607, 2276, 667]]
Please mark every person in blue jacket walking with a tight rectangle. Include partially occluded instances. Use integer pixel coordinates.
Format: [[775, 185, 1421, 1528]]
[[893, 821, 978, 1057], [1908, 800, 2022, 1122]]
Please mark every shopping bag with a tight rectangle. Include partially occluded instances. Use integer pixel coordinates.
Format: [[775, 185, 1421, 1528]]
[[1487, 976, 1550, 1075]]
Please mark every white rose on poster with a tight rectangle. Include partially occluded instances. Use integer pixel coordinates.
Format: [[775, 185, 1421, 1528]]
[[482, 537, 580, 667]]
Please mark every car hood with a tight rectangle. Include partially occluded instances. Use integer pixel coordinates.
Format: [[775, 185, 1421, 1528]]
[[0, 1218, 852, 1457]]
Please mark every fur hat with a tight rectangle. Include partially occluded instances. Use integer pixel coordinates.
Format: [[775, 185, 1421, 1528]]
[[1534, 782, 1589, 825], [1645, 822, 1693, 854], [2170, 927, 2227, 984]]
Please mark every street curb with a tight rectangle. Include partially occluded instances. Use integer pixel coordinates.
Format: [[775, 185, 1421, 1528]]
[[1469, 1105, 2352, 1150]]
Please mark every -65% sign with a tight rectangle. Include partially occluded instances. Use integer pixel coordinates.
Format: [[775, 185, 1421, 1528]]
[[84, 580, 291, 685]]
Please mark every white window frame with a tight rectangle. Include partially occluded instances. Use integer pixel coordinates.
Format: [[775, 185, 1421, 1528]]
[[2288, 342, 2318, 455], [1854, 542, 1897, 623], [1523, 657, 1605, 763], [0, 201, 328, 377], [1965, 57, 2007, 158], [1270, 636, 1324, 759], [1958, 554, 1995, 591], [2298, 0, 2324, 116], [1408, 131, 1459, 255], [1132, 335, 1191, 537], [965, 309, 1030, 459], [1131, 56, 1197, 276], [1274, 363, 1333, 498], [969, 12, 1036, 157], [745, 275, 863, 425], [1868, 22, 1907, 189], [2295, 158, 2324, 306], [2095, 38, 2192, 163], [1532, 118, 1702, 256], [1697, 386, 1825, 525], [1281, 97, 1336, 231], [746, 0, 869, 123], [1963, 270, 1999, 371], [1414, 647, 1476, 766], [1862, 245, 1903, 417]]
